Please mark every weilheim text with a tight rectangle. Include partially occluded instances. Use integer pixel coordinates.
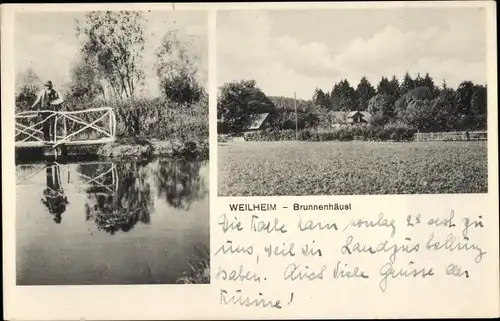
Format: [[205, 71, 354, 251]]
[[230, 203, 277, 211]]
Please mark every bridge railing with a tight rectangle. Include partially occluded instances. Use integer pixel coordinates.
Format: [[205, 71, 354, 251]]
[[15, 107, 117, 148]]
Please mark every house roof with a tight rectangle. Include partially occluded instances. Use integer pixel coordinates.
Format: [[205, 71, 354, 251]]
[[246, 113, 269, 130], [347, 111, 372, 121], [358, 111, 372, 121], [329, 110, 372, 123]]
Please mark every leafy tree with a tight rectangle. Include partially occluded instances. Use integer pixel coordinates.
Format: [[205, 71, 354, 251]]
[[15, 68, 42, 112], [399, 95, 459, 132], [367, 94, 393, 125], [76, 11, 146, 100], [269, 96, 313, 112], [269, 96, 324, 130], [395, 86, 439, 122], [217, 80, 275, 133], [399, 99, 436, 131], [355, 77, 376, 111], [369, 110, 388, 127], [155, 30, 204, 104], [455, 81, 476, 129], [455, 81, 476, 115], [470, 85, 487, 129], [431, 86, 458, 131], [67, 58, 105, 102]]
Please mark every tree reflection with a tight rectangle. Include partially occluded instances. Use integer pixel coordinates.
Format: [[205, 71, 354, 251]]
[[41, 165, 69, 224], [78, 158, 208, 234], [154, 159, 208, 210], [81, 161, 153, 234]]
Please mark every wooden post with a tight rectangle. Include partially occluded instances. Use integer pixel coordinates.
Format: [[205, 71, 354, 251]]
[[51, 165, 56, 186], [63, 114, 67, 138], [53, 113, 58, 143], [294, 92, 298, 140]]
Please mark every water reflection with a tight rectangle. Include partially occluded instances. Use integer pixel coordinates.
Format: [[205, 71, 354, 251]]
[[83, 162, 153, 235], [155, 160, 208, 210], [41, 166, 69, 224], [16, 156, 209, 285], [16, 158, 208, 234]]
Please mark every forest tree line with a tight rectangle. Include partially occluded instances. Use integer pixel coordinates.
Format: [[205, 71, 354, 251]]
[[217, 72, 487, 134]]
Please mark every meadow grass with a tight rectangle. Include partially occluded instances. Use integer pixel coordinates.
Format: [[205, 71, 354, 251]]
[[218, 140, 488, 196]]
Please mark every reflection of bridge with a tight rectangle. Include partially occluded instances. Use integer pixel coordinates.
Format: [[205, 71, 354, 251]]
[[16, 161, 118, 194], [15, 107, 116, 149]]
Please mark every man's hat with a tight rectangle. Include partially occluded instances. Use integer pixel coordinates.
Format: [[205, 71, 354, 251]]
[[44, 80, 53, 87]]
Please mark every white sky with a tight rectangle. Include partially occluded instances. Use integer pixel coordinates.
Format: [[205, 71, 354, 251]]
[[217, 8, 487, 100], [14, 10, 208, 97]]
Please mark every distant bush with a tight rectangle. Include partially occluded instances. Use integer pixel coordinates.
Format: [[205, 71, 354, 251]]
[[243, 124, 417, 142]]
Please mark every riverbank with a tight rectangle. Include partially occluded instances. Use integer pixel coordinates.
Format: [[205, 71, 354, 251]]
[[97, 137, 209, 159], [15, 137, 209, 163]]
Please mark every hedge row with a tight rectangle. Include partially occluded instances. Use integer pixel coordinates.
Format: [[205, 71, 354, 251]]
[[243, 125, 417, 142]]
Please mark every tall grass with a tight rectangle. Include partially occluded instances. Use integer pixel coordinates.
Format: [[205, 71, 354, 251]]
[[62, 95, 208, 143], [177, 244, 210, 284]]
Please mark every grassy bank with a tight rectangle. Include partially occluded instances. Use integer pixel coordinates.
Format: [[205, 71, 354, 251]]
[[101, 96, 208, 159], [97, 137, 208, 160], [177, 244, 210, 284]]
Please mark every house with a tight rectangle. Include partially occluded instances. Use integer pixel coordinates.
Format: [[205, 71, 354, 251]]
[[243, 113, 270, 134], [347, 111, 372, 124], [329, 110, 372, 128]]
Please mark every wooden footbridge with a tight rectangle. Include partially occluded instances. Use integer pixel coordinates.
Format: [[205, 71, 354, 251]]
[[15, 107, 116, 152]]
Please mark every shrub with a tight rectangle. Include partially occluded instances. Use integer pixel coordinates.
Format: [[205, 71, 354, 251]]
[[112, 96, 208, 142], [243, 124, 417, 142]]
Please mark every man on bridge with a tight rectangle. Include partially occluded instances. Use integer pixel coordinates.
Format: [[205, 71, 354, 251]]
[[31, 80, 64, 141]]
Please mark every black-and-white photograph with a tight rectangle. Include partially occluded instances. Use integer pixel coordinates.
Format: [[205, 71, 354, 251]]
[[15, 9, 209, 285], [217, 8, 488, 196]]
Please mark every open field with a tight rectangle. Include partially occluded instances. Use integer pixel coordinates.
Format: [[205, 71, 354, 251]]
[[218, 141, 488, 196]]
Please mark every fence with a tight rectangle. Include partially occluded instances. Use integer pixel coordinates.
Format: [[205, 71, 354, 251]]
[[414, 130, 487, 142], [15, 107, 117, 148]]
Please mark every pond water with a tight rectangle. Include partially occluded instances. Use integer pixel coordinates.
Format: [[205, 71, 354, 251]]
[[15, 157, 209, 285]]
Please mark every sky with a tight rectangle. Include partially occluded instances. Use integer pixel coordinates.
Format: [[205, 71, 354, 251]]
[[14, 10, 208, 97], [217, 8, 487, 100]]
